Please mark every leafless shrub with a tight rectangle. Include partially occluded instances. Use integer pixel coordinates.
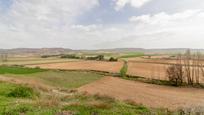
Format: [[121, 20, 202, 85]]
[[167, 49, 204, 86], [166, 64, 183, 86]]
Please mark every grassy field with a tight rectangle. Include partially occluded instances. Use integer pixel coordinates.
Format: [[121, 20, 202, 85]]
[[0, 66, 46, 74], [0, 66, 177, 115], [0, 65, 104, 89], [7, 70, 104, 88], [0, 82, 59, 114], [119, 52, 144, 59], [0, 81, 177, 115]]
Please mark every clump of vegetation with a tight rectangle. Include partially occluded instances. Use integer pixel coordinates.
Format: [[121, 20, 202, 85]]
[[109, 57, 118, 62], [60, 54, 80, 59], [86, 55, 104, 61], [1, 104, 34, 115], [62, 93, 152, 115], [0, 66, 46, 74], [120, 61, 128, 77], [41, 54, 61, 58], [7, 85, 39, 98]]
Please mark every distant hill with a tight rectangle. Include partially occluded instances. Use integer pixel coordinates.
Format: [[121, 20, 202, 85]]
[[0, 48, 204, 55], [80, 48, 204, 54], [0, 48, 73, 55]]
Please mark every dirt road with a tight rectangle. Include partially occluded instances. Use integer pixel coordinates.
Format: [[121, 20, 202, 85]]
[[79, 76, 204, 110]]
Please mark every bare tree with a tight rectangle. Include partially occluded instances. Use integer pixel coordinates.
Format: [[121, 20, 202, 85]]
[[166, 64, 183, 86], [194, 52, 201, 84], [166, 50, 204, 86], [166, 53, 183, 86], [183, 49, 193, 85]]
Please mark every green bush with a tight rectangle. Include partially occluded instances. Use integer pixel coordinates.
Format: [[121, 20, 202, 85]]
[[86, 55, 104, 61], [7, 86, 39, 98], [41, 55, 50, 58], [120, 61, 128, 77], [60, 54, 80, 59], [109, 57, 118, 62], [41, 54, 61, 58]]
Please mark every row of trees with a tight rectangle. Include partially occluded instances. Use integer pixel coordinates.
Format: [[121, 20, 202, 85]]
[[167, 50, 204, 86], [59, 54, 118, 62]]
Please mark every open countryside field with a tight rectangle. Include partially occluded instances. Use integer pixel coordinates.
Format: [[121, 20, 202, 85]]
[[28, 60, 124, 73], [0, 56, 80, 66], [127, 56, 204, 83], [0, 65, 179, 114], [28, 57, 204, 83], [79, 76, 204, 109], [2, 0, 204, 114], [127, 61, 168, 80], [1, 51, 204, 114]]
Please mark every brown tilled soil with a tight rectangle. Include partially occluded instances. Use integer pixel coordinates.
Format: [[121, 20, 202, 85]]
[[29, 60, 204, 82], [127, 61, 204, 83], [127, 62, 168, 80], [79, 76, 204, 110], [28, 61, 123, 73]]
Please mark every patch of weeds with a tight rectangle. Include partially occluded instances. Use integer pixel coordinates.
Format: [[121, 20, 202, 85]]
[[35, 95, 60, 107], [1, 104, 33, 115], [93, 94, 115, 103], [62, 93, 152, 115], [7, 85, 39, 98], [62, 104, 101, 115], [88, 101, 112, 109]]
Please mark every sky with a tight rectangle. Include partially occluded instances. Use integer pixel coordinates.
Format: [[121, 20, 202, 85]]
[[0, 0, 204, 49]]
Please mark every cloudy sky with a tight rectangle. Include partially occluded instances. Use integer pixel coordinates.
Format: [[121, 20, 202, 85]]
[[0, 0, 204, 49]]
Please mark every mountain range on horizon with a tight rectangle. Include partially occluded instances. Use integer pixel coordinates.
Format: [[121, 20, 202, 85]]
[[0, 48, 204, 55]]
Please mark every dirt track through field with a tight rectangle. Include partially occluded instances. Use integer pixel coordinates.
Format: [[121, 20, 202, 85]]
[[79, 76, 204, 110]]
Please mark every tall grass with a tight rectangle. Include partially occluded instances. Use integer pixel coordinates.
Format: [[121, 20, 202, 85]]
[[7, 85, 39, 98]]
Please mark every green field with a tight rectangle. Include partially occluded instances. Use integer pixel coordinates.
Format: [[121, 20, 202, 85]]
[[0, 66, 180, 114], [0, 82, 175, 115], [119, 52, 144, 59], [0, 66, 46, 74], [0, 65, 103, 89], [8, 70, 104, 88]]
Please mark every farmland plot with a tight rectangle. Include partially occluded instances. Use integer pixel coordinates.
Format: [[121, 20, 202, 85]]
[[28, 61, 123, 73]]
